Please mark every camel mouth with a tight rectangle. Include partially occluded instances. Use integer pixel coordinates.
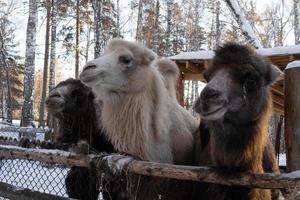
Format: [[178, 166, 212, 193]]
[[80, 75, 96, 85], [201, 106, 227, 121]]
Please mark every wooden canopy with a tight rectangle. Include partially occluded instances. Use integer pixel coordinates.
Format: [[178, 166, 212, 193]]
[[170, 45, 300, 115]]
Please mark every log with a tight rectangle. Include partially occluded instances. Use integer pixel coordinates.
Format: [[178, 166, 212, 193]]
[[0, 145, 300, 190], [0, 182, 69, 200], [0, 145, 89, 168], [285, 61, 300, 171]]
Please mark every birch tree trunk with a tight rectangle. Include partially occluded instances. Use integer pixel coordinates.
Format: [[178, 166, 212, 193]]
[[152, 0, 160, 53], [294, 0, 300, 44], [165, 0, 173, 56], [38, 0, 51, 127], [47, 0, 57, 128], [215, 0, 221, 48], [116, 0, 121, 37], [85, 27, 91, 63], [48, 0, 57, 92], [21, 0, 38, 127], [225, 0, 262, 48], [92, 0, 103, 58], [136, 0, 144, 42], [192, 0, 201, 51], [75, 0, 80, 78]]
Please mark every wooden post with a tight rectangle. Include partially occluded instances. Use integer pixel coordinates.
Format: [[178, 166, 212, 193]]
[[284, 61, 300, 172], [176, 72, 184, 106]]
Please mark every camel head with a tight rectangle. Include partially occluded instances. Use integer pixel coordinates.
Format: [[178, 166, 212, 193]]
[[80, 39, 157, 102], [194, 43, 282, 123], [46, 78, 95, 117]]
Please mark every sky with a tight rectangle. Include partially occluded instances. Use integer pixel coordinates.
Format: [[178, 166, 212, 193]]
[[4, 0, 297, 80]]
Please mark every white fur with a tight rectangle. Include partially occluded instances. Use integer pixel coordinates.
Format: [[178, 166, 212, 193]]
[[80, 39, 198, 164]]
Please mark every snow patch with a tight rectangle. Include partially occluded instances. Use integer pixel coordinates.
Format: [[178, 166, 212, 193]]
[[0, 145, 72, 157], [286, 61, 300, 69], [281, 170, 300, 179], [103, 154, 133, 174], [169, 45, 300, 61], [227, 0, 262, 48]]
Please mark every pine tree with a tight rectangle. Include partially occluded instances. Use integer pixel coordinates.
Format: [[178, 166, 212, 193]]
[[170, 2, 185, 55], [21, 0, 38, 127], [0, 1, 24, 122], [47, 0, 57, 127], [0, 22, 12, 123], [38, 0, 51, 127], [92, 0, 117, 58], [151, 0, 160, 54]]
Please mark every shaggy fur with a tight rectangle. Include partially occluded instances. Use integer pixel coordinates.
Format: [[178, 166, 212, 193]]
[[80, 39, 198, 165], [80, 39, 198, 200], [46, 78, 126, 200], [193, 43, 281, 200]]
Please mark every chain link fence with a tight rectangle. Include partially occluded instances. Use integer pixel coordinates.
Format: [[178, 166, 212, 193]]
[[0, 158, 69, 197]]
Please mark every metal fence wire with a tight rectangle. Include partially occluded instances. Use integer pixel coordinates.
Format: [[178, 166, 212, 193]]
[[0, 158, 69, 197]]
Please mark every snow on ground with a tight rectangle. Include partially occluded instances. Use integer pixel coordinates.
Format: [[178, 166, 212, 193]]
[[0, 120, 47, 141]]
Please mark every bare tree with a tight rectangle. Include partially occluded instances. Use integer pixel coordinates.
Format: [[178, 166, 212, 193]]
[[75, 0, 80, 78], [116, 0, 121, 37], [136, 0, 144, 42], [38, 0, 51, 127], [152, 0, 160, 53], [225, 0, 262, 48], [294, 0, 300, 44], [215, 0, 221, 48], [21, 0, 38, 127], [92, 0, 103, 58], [191, 0, 202, 50], [165, 0, 173, 56]]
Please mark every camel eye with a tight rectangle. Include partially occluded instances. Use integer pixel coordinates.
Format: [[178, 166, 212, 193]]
[[119, 55, 132, 66], [243, 79, 256, 92]]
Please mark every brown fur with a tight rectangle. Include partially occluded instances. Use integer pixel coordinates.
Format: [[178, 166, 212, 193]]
[[193, 43, 281, 200]]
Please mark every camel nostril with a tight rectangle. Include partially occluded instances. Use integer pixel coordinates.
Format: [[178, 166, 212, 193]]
[[49, 92, 61, 98], [83, 64, 97, 72], [201, 87, 221, 100]]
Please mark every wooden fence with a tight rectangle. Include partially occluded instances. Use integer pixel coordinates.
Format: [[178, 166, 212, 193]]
[[0, 145, 300, 199]]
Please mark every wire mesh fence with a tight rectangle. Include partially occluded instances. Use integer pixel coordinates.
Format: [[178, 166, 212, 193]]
[[0, 158, 69, 198]]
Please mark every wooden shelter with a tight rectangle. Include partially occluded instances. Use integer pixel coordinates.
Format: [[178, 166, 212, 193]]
[[170, 45, 300, 115]]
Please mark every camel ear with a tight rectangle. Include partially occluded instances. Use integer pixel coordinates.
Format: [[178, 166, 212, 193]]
[[268, 64, 283, 84], [143, 49, 157, 65]]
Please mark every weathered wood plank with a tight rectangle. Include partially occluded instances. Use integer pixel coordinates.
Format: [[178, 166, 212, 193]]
[[0, 145, 300, 190], [285, 62, 300, 171]]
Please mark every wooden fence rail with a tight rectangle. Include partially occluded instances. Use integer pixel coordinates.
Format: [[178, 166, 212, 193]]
[[0, 145, 300, 191]]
